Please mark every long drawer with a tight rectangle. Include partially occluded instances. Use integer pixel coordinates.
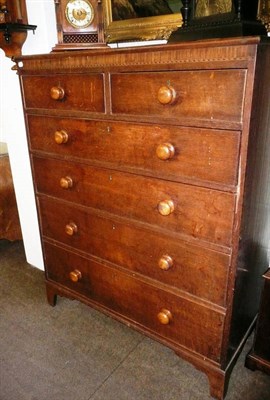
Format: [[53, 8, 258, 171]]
[[27, 115, 240, 187], [111, 70, 246, 125], [44, 241, 225, 363], [22, 74, 105, 112], [39, 196, 230, 306], [33, 156, 235, 246]]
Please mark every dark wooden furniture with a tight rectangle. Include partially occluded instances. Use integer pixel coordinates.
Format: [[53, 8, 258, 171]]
[[0, 144, 22, 241], [14, 37, 270, 400], [246, 269, 270, 375], [170, 0, 267, 42]]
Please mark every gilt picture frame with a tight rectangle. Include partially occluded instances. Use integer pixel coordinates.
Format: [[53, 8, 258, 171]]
[[258, 0, 270, 32], [103, 0, 183, 43]]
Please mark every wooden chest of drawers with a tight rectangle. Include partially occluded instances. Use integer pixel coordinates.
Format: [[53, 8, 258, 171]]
[[15, 37, 270, 399]]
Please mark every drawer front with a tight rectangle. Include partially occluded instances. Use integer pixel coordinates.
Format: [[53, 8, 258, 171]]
[[22, 74, 105, 112], [39, 196, 230, 306], [33, 157, 235, 246], [111, 70, 246, 125], [44, 241, 224, 362], [28, 115, 240, 187]]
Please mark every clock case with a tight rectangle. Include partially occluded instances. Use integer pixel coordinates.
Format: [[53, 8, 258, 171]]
[[52, 0, 106, 51]]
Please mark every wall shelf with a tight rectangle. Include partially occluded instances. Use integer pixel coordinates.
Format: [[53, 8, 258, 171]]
[[0, 22, 36, 43], [0, 0, 37, 57]]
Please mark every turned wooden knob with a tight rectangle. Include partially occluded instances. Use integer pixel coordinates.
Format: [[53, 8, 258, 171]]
[[156, 143, 175, 160], [69, 269, 82, 282], [157, 309, 172, 325], [158, 199, 174, 216], [157, 86, 177, 105], [65, 222, 78, 236], [60, 176, 73, 189], [54, 130, 69, 144], [50, 86, 65, 100], [158, 255, 174, 271]]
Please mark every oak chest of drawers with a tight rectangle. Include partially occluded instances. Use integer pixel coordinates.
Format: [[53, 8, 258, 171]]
[[15, 37, 270, 399]]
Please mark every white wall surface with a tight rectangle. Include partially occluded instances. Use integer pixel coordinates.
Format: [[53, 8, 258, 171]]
[[0, 0, 57, 270]]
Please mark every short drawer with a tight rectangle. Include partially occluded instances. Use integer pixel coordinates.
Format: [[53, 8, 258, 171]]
[[39, 196, 230, 306], [22, 74, 105, 112], [33, 156, 235, 246], [44, 241, 225, 362], [28, 115, 240, 187], [111, 70, 246, 126]]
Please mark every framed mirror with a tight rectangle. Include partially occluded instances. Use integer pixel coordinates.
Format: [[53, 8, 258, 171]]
[[190, 0, 260, 23], [169, 0, 266, 42], [103, 0, 183, 43], [192, 0, 235, 21]]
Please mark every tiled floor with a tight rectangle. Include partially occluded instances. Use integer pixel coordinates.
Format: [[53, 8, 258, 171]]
[[1, 240, 270, 400]]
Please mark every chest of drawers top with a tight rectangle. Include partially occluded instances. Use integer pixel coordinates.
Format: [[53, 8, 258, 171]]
[[17, 36, 260, 131]]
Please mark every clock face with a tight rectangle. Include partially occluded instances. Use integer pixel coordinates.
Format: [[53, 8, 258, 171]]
[[65, 0, 94, 29]]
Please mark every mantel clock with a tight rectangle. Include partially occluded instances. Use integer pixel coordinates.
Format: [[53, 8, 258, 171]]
[[53, 0, 106, 51]]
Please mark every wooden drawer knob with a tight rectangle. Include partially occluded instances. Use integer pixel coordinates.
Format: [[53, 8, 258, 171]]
[[157, 86, 177, 105], [157, 309, 172, 325], [54, 130, 69, 144], [158, 255, 173, 271], [69, 269, 82, 282], [50, 86, 65, 100], [158, 199, 174, 216], [156, 143, 175, 160], [65, 222, 78, 236], [60, 176, 73, 189]]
